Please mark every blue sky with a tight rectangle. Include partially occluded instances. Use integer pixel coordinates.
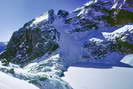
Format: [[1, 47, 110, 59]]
[[0, 0, 88, 42]]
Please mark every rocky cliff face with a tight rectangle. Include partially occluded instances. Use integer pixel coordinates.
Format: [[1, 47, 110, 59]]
[[0, 10, 60, 65]]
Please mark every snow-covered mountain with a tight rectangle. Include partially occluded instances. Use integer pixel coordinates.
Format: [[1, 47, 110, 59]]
[[0, 0, 133, 89]]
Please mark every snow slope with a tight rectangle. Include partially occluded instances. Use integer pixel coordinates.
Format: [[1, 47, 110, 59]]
[[62, 67, 133, 89], [0, 56, 73, 89], [0, 72, 39, 89], [121, 54, 133, 66]]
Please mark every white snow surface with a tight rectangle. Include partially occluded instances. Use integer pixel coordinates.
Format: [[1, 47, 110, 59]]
[[62, 67, 133, 89], [112, 0, 126, 9], [121, 54, 133, 66], [0, 72, 39, 89], [102, 25, 133, 41], [32, 12, 49, 24]]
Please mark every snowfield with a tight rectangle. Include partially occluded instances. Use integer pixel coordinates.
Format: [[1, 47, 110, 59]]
[[62, 67, 133, 89], [121, 54, 133, 66], [0, 72, 39, 89]]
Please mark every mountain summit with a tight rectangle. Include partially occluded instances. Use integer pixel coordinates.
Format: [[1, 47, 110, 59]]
[[0, 0, 133, 89], [1, 0, 133, 65]]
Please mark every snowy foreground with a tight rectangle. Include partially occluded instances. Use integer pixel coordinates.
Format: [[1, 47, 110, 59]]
[[62, 67, 133, 89], [0, 72, 39, 89]]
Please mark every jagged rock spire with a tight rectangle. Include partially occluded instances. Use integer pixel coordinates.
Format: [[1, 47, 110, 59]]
[[48, 9, 55, 23]]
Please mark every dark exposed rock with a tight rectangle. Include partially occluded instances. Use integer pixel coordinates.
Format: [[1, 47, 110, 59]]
[[57, 10, 69, 18], [48, 9, 55, 23], [0, 22, 60, 66]]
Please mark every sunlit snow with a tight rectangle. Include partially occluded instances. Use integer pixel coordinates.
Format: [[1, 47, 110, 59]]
[[33, 12, 49, 24], [62, 67, 133, 89], [0, 72, 39, 89]]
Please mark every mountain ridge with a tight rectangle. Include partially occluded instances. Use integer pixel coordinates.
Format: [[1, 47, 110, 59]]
[[0, 0, 133, 89]]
